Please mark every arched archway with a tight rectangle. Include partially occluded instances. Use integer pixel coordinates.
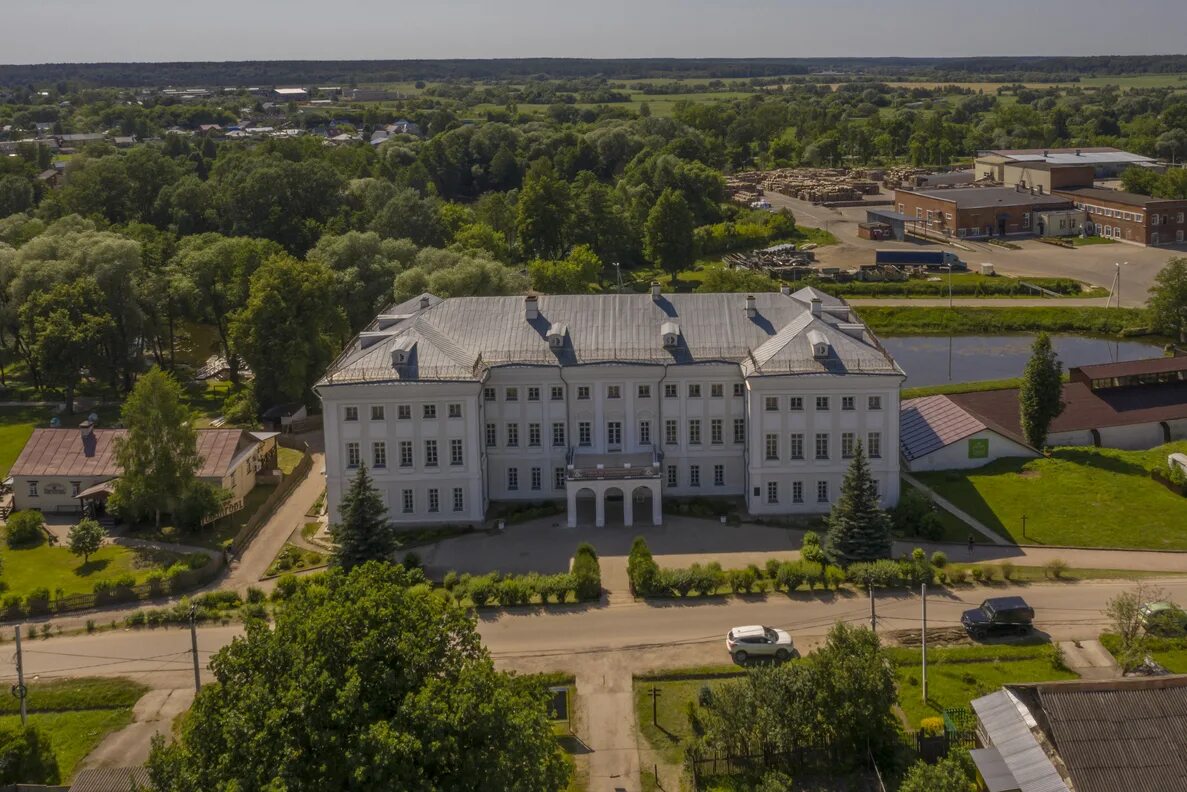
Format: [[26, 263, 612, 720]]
[[604, 486, 625, 527], [572, 487, 597, 527], [631, 484, 656, 527]]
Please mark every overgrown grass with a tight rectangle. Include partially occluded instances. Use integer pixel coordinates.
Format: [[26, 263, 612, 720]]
[[0, 710, 134, 781], [0, 677, 148, 714], [128, 480, 278, 549], [0, 405, 43, 477], [855, 306, 1152, 337], [1100, 632, 1187, 673], [277, 446, 304, 474], [825, 274, 1104, 299], [0, 541, 204, 598], [917, 442, 1187, 549]]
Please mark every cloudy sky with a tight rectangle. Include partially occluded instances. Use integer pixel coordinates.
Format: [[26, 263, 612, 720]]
[[2, 0, 1185, 64]]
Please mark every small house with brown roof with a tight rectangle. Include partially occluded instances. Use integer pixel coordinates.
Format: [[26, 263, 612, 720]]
[[8, 423, 279, 514], [900, 394, 1038, 472]]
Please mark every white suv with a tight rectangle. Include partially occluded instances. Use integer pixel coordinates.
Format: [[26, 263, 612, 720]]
[[725, 625, 794, 663]]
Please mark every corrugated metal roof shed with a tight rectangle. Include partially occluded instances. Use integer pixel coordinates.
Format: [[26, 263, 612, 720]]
[[972, 689, 1070, 792], [899, 395, 993, 461]]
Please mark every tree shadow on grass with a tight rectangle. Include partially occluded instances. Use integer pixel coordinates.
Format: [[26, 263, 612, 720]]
[[73, 558, 111, 577], [1054, 447, 1149, 477]]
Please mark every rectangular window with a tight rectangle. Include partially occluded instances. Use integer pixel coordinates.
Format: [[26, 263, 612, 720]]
[[667, 465, 678, 487], [767, 481, 778, 504], [689, 465, 700, 487], [817, 481, 829, 503], [552, 422, 566, 447], [507, 467, 518, 491], [710, 418, 723, 445], [554, 468, 566, 490], [402, 489, 414, 514], [841, 396, 855, 411], [607, 385, 621, 399], [399, 441, 413, 468], [734, 418, 746, 444], [483, 387, 496, 402], [428, 489, 439, 512], [371, 405, 385, 421], [714, 465, 725, 486], [531, 467, 542, 491], [346, 442, 360, 469], [485, 423, 497, 448], [765, 433, 779, 461], [506, 424, 519, 447], [372, 441, 387, 468], [711, 383, 724, 398], [448, 403, 462, 418], [450, 439, 463, 466], [665, 419, 679, 445], [453, 488, 464, 512], [344, 406, 358, 421], [27, 481, 38, 497], [577, 386, 591, 400], [688, 419, 701, 445], [70, 481, 80, 497], [733, 383, 745, 397], [816, 396, 830, 411], [505, 387, 518, 402], [868, 432, 882, 459], [639, 420, 651, 445], [792, 481, 804, 504], [815, 433, 829, 460], [397, 404, 411, 420], [688, 384, 701, 398], [578, 422, 592, 447], [868, 395, 882, 411], [765, 396, 779, 412], [424, 440, 438, 467], [527, 386, 540, 402], [638, 384, 651, 399], [550, 385, 564, 401], [790, 433, 804, 460], [528, 423, 541, 447], [841, 432, 855, 459], [664, 383, 678, 398], [789, 396, 803, 411], [607, 422, 622, 447], [423, 403, 437, 419]]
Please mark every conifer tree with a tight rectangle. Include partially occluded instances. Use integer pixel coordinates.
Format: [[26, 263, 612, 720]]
[[1019, 332, 1064, 449], [824, 442, 892, 565], [330, 465, 396, 570]]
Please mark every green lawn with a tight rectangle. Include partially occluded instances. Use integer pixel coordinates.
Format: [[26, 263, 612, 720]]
[[0, 405, 43, 477], [917, 443, 1187, 549], [1100, 633, 1187, 673], [1071, 236, 1117, 246], [635, 671, 746, 768], [0, 540, 205, 597], [0, 677, 147, 781], [854, 306, 1151, 337], [277, 446, 304, 474], [888, 644, 1076, 727]]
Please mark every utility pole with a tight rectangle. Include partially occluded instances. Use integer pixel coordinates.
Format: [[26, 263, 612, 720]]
[[869, 583, 877, 633], [921, 583, 928, 703], [188, 604, 201, 693], [1022, 513, 1028, 541], [13, 625, 27, 726], [649, 686, 662, 726]]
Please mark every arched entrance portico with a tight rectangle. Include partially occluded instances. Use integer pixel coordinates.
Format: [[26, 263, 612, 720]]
[[566, 478, 662, 528]]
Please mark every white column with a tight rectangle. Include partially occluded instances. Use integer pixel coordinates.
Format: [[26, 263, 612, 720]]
[[566, 485, 578, 529], [623, 490, 634, 528], [651, 482, 662, 526], [594, 486, 606, 528]]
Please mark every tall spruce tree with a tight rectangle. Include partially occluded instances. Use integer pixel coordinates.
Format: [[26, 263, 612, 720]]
[[824, 442, 891, 565], [1019, 332, 1064, 449], [330, 465, 396, 569]]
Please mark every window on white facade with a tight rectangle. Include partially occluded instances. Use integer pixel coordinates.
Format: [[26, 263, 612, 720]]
[[733, 383, 744, 397], [371, 405, 385, 421], [607, 422, 622, 447], [816, 396, 830, 411], [506, 424, 519, 447], [792, 481, 803, 504], [448, 403, 462, 418], [667, 465, 678, 487], [372, 441, 387, 468], [531, 467, 542, 491], [711, 419, 723, 445], [789, 396, 803, 411], [550, 386, 564, 401], [817, 481, 829, 503], [815, 433, 829, 460], [399, 441, 413, 468], [868, 432, 882, 459], [423, 404, 436, 419], [639, 420, 651, 445], [765, 396, 779, 412], [346, 442, 360, 469], [344, 406, 358, 421], [767, 481, 778, 504], [552, 422, 566, 447], [607, 385, 621, 399], [711, 383, 724, 398], [578, 422, 592, 446], [714, 465, 725, 486], [664, 383, 678, 398], [507, 467, 518, 491], [554, 468, 565, 490], [527, 387, 540, 402], [841, 433, 855, 459], [402, 489, 414, 513], [484, 387, 496, 402], [27, 481, 38, 497], [450, 439, 463, 466], [453, 488, 464, 512], [397, 404, 411, 420], [665, 420, 678, 445], [841, 396, 855, 411], [505, 387, 518, 402], [765, 433, 779, 460], [790, 433, 804, 460], [577, 386, 591, 400], [70, 481, 80, 497], [688, 419, 701, 445], [428, 489, 439, 512], [638, 384, 651, 398], [424, 440, 438, 467], [485, 424, 497, 448], [868, 395, 882, 411], [528, 423, 541, 447], [734, 418, 746, 444], [688, 384, 701, 398], [689, 465, 700, 487]]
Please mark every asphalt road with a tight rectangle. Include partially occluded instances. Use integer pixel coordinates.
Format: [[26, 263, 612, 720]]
[[5, 577, 1184, 687]]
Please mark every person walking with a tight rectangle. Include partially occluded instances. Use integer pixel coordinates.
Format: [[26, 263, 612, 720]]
[[967, 534, 976, 559]]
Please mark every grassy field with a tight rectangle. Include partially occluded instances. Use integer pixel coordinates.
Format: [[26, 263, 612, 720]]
[[887, 644, 1075, 727], [0, 540, 205, 597], [836, 273, 1106, 299], [855, 306, 1151, 337], [917, 442, 1187, 549], [1071, 236, 1118, 246], [277, 446, 304, 474], [0, 405, 43, 477], [902, 376, 1031, 400], [1100, 633, 1187, 673], [0, 677, 148, 781]]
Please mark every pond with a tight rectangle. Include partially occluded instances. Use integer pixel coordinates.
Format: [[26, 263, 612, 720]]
[[882, 334, 1166, 388]]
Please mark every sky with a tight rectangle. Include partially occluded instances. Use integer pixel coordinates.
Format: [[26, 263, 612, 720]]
[[2, 0, 1186, 64]]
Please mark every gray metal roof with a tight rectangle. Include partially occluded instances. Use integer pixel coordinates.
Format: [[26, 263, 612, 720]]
[[900, 186, 1075, 210], [319, 289, 904, 386], [972, 690, 1070, 792], [982, 147, 1156, 167], [971, 747, 1022, 792]]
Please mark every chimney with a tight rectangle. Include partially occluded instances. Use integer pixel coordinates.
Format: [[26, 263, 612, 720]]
[[650, 281, 661, 300], [744, 295, 757, 318], [810, 297, 822, 317], [780, 284, 791, 296], [79, 420, 93, 440], [524, 293, 539, 320], [418, 295, 430, 311]]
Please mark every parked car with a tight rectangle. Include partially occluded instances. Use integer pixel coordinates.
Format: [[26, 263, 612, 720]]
[[725, 625, 794, 663], [1141, 601, 1187, 637], [961, 596, 1035, 639]]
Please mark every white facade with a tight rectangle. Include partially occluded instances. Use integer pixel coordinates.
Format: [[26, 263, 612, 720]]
[[904, 428, 1037, 473], [317, 290, 905, 527]]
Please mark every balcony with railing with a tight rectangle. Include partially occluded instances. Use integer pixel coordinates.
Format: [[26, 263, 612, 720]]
[[565, 448, 662, 481]]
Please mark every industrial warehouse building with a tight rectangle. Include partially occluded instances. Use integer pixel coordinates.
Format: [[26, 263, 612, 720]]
[[317, 289, 905, 528], [1052, 186, 1187, 246], [974, 146, 1159, 181], [893, 185, 1076, 239]]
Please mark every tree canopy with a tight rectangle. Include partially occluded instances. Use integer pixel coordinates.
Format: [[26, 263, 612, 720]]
[[1148, 257, 1187, 343], [330, 465, 397, 570], [1018, 332, 1065, 449], [825, 442, 892, 565]]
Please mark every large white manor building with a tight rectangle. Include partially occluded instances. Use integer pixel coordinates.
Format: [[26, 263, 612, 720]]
[[316, 286, 905, 528]]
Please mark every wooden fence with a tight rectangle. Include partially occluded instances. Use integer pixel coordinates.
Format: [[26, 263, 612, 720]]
[[229, 446, 313, 556]]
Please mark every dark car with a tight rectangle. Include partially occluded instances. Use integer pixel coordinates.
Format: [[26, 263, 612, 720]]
[[961, 596, 1035, 639]]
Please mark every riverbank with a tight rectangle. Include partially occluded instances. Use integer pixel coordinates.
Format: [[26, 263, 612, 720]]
[[857, 305, 1155, 337]]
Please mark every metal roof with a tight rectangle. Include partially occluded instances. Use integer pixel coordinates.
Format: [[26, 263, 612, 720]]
[[971, 747, 1021, 792], [982, 147, 1156, 166], [899, 186, 1075, 210], [899, 395, 992, 461], [972, 690, 1070, 792], [9, 428, 254, 479], [1074, 356, 1187, 381], [1057, 186, 1186, 208], [320, 289, 904, 386]]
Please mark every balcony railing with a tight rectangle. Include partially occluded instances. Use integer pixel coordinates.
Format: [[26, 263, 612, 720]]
[[565, 448, 662, 481]]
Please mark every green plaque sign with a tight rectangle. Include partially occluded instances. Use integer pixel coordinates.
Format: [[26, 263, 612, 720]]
[[968, 438, 989, 459]]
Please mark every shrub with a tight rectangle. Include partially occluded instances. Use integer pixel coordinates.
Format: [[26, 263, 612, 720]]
[[25, 587, 51, 615], [1048, 642, 1068, 671], [824, 565, 846, 589], [764, 558, 781, 580], [919, 717, 945, 736], [571, 543, 601, 600], [733, 566, 757, 594], [1146, 608, 1187, 638], [145, 569, 166, 596], [847, 559, 903, 588], [999, 561, 1016, 581], [970, 566, 984, 582], [86, 619, 96, 633], [694, 563, 724, 596], [627, 536, 660, 596], [698, 685, 714, 707], [402, 551, 422, 570], [539, 573, 574, 603], [0, 722, 61, 784], [246, 586, 266, 604], [468, 574, 496, 606], [442, 571, 458, 591], [271, 573, 300, 601], [497, 576, 531, 607], [978, 564, 997, 582], [776, 561, 805, 592], [949, 567, 970, 585], [930, 551, 948, 569], [1, 593, 24, 619], [1045, 559, 1069, 579], [196, 590, 242, 610], [5, 510, 46, 548], [240, 602, 269, 622], [891, 489, 943, 540], [668, 567, 695, 597], [800, 531, 826, 565]]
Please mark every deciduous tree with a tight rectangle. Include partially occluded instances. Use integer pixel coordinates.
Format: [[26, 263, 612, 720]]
[[0, 723, 60, 785], [1149, 257, 1187, 343], [67, 518, 105, 563], [644, 188, 695, 283], [1019, 332, 1064, 449]]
